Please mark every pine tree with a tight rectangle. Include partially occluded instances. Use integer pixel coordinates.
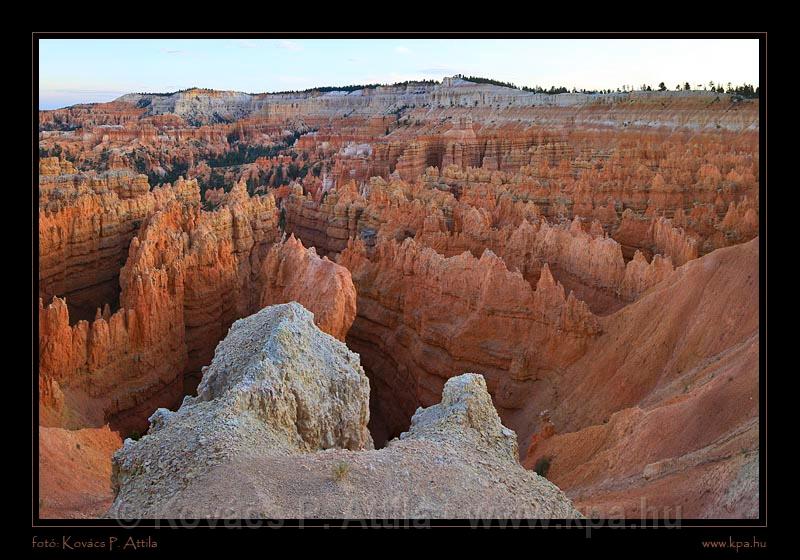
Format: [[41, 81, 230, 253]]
[[278, 207, 286, 232]]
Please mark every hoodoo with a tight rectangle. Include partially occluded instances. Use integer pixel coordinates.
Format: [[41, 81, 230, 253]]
[[38, 72, 760, 519]]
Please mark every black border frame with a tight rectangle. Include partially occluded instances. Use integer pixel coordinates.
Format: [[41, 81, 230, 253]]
[[31, 31, 768, 551]]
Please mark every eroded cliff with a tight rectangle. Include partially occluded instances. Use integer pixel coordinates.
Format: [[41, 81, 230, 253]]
[[38, 83, 760, 519], [523, 239, 759, 518]]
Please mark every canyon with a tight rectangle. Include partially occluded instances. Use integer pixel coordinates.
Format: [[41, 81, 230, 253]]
[[37, 78, 760, 519]]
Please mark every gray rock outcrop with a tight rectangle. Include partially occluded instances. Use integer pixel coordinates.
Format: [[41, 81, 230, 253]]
[[108, 302, 581, 519]]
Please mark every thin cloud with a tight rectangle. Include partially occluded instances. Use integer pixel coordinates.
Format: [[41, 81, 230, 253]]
[[232, 39, 261, 49], [278, 40, 303, 52], [394, 46, 411, 54], [160, 48, 185, 55]]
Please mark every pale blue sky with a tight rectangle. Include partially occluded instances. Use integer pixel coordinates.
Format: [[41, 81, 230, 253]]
[[38, 38, 760, 109]]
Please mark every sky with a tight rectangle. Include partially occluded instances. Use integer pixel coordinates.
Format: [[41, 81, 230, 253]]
[[38, 38, 760, 109]]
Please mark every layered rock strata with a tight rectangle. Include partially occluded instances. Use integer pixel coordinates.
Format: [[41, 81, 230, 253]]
[[523, 239, 759, 518], [38, 174, 200, 322], [38, 83, 761, 520], [105, 84, 757, 131], [39, 181, 356, 436], [338, 236, 600, 445]]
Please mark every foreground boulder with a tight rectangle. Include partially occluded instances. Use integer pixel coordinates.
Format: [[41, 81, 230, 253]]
[[108, 302, 580, 519]]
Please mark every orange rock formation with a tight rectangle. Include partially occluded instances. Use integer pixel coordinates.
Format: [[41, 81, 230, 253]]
[[39, 179, 356, 437], [259, 234, 356, 341], [339, 236, 600, 445], [523, 239, 759, 518], [38, 85, 760, 519]]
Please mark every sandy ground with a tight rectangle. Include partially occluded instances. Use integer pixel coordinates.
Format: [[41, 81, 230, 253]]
[[38, 425, 122, 518]]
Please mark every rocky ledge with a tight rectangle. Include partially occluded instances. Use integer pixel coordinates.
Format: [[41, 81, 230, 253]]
[[108, 302, 580, 519]]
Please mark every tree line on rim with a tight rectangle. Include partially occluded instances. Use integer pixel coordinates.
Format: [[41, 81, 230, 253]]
[[134, 79, 759, 99]]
